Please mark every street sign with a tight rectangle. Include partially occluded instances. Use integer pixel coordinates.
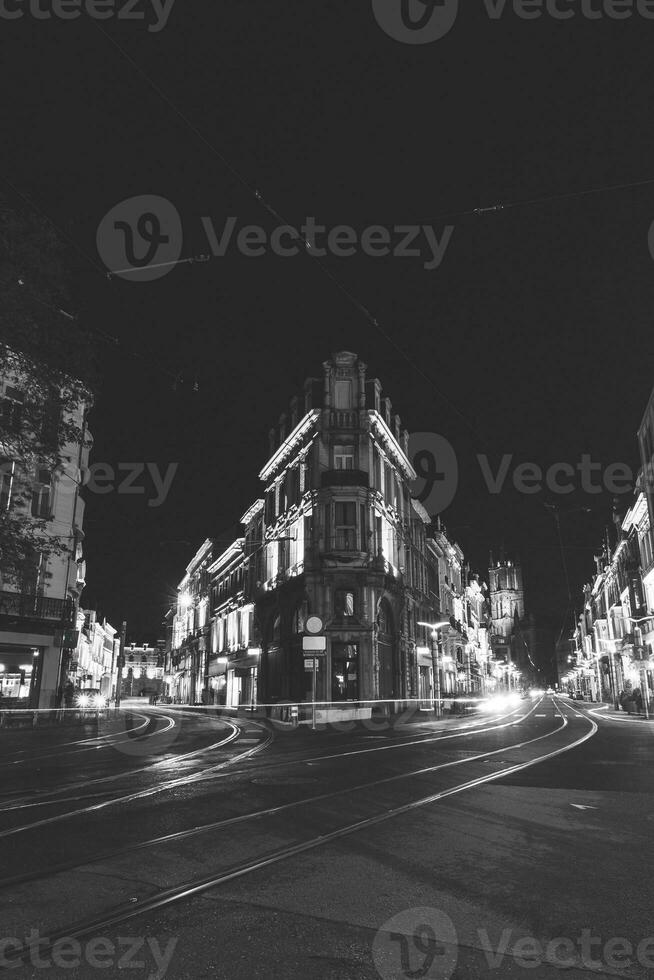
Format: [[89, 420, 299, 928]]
[[302, 636, 326, 652], [305, 616, 323, 635], [304, 658, 316, 670]]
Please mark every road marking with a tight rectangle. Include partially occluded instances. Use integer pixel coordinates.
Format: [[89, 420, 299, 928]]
[[570, 804, 597, 810], [535, 713, 547, 717]]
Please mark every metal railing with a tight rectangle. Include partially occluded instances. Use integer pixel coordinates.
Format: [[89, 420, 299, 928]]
[[0, 591, 74, 623]]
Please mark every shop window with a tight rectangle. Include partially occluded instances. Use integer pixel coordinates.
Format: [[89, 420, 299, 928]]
[[332, 643, 358, 700]]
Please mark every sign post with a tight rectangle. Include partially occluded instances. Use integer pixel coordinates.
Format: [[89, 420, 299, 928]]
[[303, 619, 325, 731]]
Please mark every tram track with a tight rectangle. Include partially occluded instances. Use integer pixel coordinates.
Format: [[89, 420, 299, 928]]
[[0, 705, 566, 891], [0, 720, 272, 838], [0, 701, 533, 829], [1, 702, 597, 966]]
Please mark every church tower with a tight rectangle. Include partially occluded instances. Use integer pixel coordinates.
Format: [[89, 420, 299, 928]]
[[488, 553, 525, 640]]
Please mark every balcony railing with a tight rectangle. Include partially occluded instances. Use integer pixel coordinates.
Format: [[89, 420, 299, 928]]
[[330, 410, 358, 428], [0, 591, 74, 624], [321, 470, 369, 489], [331, 530, 359, 552]]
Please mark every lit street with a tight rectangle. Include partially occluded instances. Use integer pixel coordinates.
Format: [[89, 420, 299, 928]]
[[1, 696, 653, 978]]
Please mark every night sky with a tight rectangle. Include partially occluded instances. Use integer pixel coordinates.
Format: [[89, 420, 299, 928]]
[[4, 2, 654, 648]]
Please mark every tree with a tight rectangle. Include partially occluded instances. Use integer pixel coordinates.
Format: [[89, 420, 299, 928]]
[[0, 196, 96, 591]]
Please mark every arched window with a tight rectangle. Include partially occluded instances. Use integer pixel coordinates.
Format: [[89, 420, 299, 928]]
[[377, 601, 392, 635]]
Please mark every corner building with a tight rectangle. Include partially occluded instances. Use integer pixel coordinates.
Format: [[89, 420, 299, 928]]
[[242, 351, 436, 718]]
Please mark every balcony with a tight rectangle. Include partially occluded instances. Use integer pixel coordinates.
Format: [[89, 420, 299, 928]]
[[321, 470, 369, 489], [330, 410, 358, 428], [0, 591, 74, 625]]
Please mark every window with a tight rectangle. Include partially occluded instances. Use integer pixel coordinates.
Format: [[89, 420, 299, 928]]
[[31, 470, 52, 519], [334, 445, 354, 470], [334, 502, 357, 550], [0, 459, 14, 511], [332, 643, 358, 700], [1, 388, 24, 431], [334, 380, 352, 409], [377, 602, 392, 635], [335, 590, 356, 617]]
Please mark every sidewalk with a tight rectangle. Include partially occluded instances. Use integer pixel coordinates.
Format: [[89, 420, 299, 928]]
[[586, 701, 654, 723]]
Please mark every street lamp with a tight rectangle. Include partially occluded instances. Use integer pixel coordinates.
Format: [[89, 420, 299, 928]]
[[418, 621, 449, 718]]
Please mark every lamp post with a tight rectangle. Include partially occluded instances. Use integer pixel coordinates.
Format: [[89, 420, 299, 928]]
[[418, 621, 449, 718]]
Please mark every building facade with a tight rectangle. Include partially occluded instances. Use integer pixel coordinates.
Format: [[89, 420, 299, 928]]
[[169, 351, 496, 720], [0, 350, 91, 707]]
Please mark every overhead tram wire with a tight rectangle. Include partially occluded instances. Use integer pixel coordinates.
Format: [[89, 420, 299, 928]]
[[87, 23, 654, 445]]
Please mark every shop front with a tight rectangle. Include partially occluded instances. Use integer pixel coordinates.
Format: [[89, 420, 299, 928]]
[[416, 646, 433, 709], [207, 656, 227, 705], [225, 648, 260, 708]]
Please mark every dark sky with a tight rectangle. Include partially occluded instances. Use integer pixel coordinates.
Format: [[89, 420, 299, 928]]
[[4, 2, 654, 644]]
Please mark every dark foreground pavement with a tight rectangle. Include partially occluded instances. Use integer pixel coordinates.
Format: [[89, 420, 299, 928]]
[[0, 696, 652, 979]]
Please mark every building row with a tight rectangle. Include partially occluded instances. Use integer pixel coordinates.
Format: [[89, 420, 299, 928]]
[[0, 347, 91, 707], [0, 345, 153, 708], [165, 351, 539, 721], [558, 385, 654, 708]]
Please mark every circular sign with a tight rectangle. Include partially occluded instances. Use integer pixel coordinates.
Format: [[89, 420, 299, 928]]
[[305, 616, 323, 635]]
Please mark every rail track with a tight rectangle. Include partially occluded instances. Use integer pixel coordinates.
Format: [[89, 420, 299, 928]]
[[1, 700, 597, 967]]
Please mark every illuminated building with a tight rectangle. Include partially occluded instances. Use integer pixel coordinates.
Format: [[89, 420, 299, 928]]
[[241, 350, 437, 722], [0, 349, 91, 707]]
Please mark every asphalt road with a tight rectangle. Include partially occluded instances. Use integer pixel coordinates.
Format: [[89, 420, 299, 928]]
[[0, 695, 652, 979]]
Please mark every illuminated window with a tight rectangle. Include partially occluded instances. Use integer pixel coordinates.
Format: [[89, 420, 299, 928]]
[[335, 590, 356, 617]]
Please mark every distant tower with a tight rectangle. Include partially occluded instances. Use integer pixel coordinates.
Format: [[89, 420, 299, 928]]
[[488, 555, 525, 640]]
